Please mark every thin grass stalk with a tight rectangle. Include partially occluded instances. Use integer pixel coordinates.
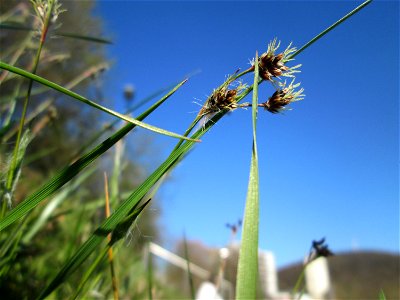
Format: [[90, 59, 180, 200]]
[[70, 198, 150, 300], [291, 267, 306, 298], [183, 233, 195, 300], [235, 52, 260, 300], [3, 99, 53, 142], [5, 0, 55, 193], [147, 242, 153, 300], [289, 0, 372, 59], [104, 172, 119, 300]]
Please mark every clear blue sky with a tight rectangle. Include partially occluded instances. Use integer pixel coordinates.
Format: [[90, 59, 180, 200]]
[[94, 1, 399, 267]]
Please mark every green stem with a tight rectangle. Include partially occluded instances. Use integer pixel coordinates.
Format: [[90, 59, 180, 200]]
[[292, 267, 306, 298], [147, 243, 153, 300], [5, 0, 55, 191], [289, 0, 372, 59]]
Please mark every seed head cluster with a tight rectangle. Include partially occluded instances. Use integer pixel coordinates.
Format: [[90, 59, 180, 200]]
[[260, 81, 304, 114], [31, 0, 65, 31], [197, 38, 304, 120], [256, 38, 301, 82], [199, 81, 247, 117]]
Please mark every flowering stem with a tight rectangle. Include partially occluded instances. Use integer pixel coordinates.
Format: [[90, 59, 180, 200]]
[[288, 0, 372, 59], [5, 0, 55, 194]]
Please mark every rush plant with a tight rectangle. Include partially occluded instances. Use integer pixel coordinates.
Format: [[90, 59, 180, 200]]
[[0, 0, 372, 299]]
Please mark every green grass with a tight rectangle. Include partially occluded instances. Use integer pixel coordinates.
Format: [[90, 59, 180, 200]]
[[0, 0, 373, 298]]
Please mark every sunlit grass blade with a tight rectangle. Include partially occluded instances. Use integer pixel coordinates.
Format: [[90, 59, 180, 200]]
[[0, 61, 199, 142], [236, 52, 260, 300], [0, 79, 187, 232]]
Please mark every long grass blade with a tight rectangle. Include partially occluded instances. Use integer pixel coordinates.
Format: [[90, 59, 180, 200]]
[[0, 80, 187, 232], [236, 52, 260, 300], [54, 32, 112, 44], [183, 233, 195, 300], [104, 173, 119, 300], [0, 22, 112, 44], [0, 62, 199, 142], [147, 242, 153, 300]]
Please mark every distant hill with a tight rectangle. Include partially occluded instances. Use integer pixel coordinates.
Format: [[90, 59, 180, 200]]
[[278, 251, 399, 299]]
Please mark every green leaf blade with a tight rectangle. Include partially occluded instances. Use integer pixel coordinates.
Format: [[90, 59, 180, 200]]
[[236, 52, 260, 300], [0, 80, 187, 232], [0, 62, 199, 142]]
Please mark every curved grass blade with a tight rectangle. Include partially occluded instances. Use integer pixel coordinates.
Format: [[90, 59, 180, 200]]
[[0, 22, 32, 31], [0, 79, 187, 232], [236, 52, 260, 300], [0, 22, 112, 44], [55, 32, 112, 44], [0, 61, 199, 143], [72, 84, 176, 159]]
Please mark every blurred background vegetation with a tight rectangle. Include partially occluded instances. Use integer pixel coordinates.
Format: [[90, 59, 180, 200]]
[[0, 1, 163, 298]]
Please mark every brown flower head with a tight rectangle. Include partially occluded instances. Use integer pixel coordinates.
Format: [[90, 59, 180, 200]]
[[306, 238, 334, 263], [312, 238, 334, 258], [198, 81, 247, 117], [256, 39, 301, 82], [261, 80, 304, 114]]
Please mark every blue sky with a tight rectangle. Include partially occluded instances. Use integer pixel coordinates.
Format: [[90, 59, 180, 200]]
[[94, 1, 399, 267]]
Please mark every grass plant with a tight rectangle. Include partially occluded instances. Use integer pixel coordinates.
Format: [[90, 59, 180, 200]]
[[0, 0, 373, 298]]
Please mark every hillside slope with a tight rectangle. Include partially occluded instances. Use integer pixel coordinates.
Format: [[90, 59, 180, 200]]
[[278, 251, 399, 299]]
